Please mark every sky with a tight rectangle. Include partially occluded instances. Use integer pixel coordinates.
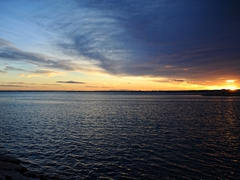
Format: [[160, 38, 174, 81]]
[[0, 0, 240, 91]]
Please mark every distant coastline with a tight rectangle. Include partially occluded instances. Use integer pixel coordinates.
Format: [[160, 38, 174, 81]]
[[202, 89, 240, 96], [0, 89, 240, 96]]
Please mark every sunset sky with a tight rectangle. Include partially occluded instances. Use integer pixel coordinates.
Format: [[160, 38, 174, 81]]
[[1, 0, 240, 91]]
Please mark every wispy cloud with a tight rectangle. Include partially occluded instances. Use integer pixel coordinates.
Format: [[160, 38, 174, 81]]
[[4, 66, 25, 71], [0, 38, 107, 76], [0, 84, 26, 87], [2, 82, 24, 84], [57, 81, 85, 84], [19, 70, 65, 77], [0, 70, 6, 74], [153, 79, 171, 83], [85, 85, 111, 89], [1, 82, 36, 85], [154, 79, 186, 83], [173, 79, 185, 83], [42, 84, 60, 86], [0, 38, 79, 71]]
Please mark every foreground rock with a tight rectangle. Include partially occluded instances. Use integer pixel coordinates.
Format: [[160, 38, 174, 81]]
[[0, 155, 53, 180]]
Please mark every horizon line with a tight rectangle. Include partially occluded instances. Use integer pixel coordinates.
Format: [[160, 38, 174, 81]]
[[0, 89, 239, 92]]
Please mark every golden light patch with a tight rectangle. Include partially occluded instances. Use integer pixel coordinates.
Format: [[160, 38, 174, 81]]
[[223, 85, 237, 90], [226, 80, 235, 83]]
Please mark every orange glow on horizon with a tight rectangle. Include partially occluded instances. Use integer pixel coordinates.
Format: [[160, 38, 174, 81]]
[[220, 85, 238, 91], [0, 73, 239, 91]]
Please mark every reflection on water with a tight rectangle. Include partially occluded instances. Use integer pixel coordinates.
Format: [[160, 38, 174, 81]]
[[0, 92, 239, 179]]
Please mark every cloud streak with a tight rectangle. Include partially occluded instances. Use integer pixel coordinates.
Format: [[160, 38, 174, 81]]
[[0, 38, 107, 76], [0, 38, 79, 71], [57, 81, 85, 84], [1, 82, 35, 85], [0, 85, 25, 87], [85, 85, 111, 89], [0, 70, 6, 74], [4, 66, 25, 71]]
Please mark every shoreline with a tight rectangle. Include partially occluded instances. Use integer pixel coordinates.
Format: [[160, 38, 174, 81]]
[[0, 154, 58, 180]]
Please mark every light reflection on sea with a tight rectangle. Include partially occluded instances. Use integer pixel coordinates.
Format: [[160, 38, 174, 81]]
[[0, 92, 239, 179]]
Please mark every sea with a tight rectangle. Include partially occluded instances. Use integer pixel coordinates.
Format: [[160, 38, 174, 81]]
[[0, 92, 239, 179]]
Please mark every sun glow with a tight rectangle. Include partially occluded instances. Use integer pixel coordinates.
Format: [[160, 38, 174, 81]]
[[221, 80, 239, 90], [226, 80, 235, 83], [223, 85, 238, 91]]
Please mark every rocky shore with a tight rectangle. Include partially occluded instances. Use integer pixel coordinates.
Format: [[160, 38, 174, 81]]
[[0, 155, 54, 180]]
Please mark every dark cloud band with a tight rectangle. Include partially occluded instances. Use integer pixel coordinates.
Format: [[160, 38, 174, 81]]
[[57, 81, 85, 84]]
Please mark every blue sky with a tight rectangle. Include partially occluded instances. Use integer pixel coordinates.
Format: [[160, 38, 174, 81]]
[[0, 0, 240, 90]]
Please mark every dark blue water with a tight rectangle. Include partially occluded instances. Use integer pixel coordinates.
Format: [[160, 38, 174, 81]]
[[0, 92, 239, 179]]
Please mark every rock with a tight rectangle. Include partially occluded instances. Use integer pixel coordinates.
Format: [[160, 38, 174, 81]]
[[0, 156, 20, 165], [0, 155, 56, 180], [0, 155, 29, 179], [0, 161, 27, 173], [4, 175, 12, 180], [23, 171, 38, 178], [0, 170, 29, 180], [39, 175, 49, 180], [0, 174, 4, 180]]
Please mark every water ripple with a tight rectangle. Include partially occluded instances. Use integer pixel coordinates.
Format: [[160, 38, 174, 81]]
[[0, 92, 239, 179]]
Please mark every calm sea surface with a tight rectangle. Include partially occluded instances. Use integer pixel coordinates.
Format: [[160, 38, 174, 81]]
[[0, 92, 239, 179]]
